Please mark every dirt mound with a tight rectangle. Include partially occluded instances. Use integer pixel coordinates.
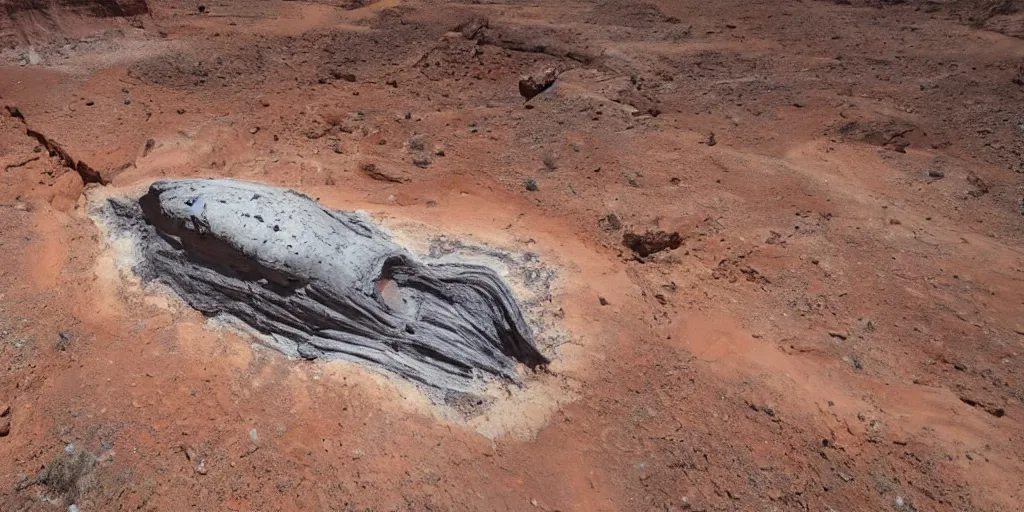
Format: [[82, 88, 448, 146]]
[[129, 48, 268, 90], [0, 0, 148, 45]]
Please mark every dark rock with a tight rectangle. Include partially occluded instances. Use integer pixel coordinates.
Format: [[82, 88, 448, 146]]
[[524, 178, 539, 191], [622, 230, 682, 257], [102, 179, 548, 393], [599, 296, 609, 306], [57, 331, 71, 351], [518, 68, 557, 101], [85, 100, 94, 106], [707, 132, 717, 146], [0, 405, 9, 437], [928, 169, 944, 178], [599, 213, 622, 231], [412, 157, 431, 168]]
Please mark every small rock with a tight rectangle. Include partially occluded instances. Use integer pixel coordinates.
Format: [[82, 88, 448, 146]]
[[0, 417, 10, 437], [434, 148, 445, 157], [626, 172, 640, 187], [123, 98, 131, 105], [351, 448, 364, 460], [599, 213, 622, 231], [519, 68, 557, 100], [412, 157, 431, 168], [196, 460, 207, 475], [928, 169, 945, 179], [56, 331, 73, 351], [360, 163, 406, 183], [622, 230, 682, 257], [248, 428, 258, 442], [386, 79, 398, 87], [707, 132, 717, 146], [524, 178, 539, 192], [249, 127, 259, 135], [599, 296, 609, 306], [176, 108, 186, 115], [85, 100, 95, 106], [542, 153, 557, 170], [68, 505, 79, 512]]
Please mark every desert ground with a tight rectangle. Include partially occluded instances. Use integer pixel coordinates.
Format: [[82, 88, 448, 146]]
[[1, 0, 1024, 510]]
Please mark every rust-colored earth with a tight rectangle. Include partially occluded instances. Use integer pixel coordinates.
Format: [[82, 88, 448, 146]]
[[2, 0, 1024, 510]]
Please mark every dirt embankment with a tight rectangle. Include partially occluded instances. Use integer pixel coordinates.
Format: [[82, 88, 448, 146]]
[[0, 0, 148, 46]]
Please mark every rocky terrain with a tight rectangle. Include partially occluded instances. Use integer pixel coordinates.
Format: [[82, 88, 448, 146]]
[[1, 0, 1024, 510]]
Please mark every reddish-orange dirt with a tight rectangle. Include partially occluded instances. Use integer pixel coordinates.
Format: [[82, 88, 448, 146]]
[[2, 0, 1024, 510]]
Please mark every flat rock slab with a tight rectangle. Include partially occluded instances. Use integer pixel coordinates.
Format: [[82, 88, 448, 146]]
[[103, 179, 549, 395]]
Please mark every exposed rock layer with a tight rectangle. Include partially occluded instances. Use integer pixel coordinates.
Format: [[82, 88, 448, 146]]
[[105, 179, 548, 393]]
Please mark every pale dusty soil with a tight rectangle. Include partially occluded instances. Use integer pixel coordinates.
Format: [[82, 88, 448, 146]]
[[1, 0, 1024, 511]]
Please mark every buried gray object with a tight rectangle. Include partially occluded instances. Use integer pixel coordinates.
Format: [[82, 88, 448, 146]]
[[105, 179, 548, 394]]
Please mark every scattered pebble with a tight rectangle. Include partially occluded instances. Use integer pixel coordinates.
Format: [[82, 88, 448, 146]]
[[524, 178, 539, 191]]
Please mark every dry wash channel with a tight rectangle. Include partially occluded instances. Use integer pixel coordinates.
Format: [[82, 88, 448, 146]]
[[99, 179, 549, 399]]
